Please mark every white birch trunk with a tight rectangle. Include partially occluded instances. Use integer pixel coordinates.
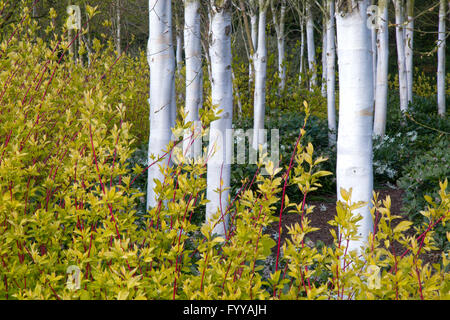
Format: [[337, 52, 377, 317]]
[[336, 0, 374, 254], [183, 0, 203, 159], [371, 0, 377, 97], [252, 1, 268, 150], [272, 0, 287, 92], [249, 12, 258, 83], [306, 0, 317, 89], [322, 9, 328, 98], [206, 0, 233, 236], [437, 0, 446, 116], [326, 0, 336, 146], [176, 32, 183, 71], [116, 0, 121, 56], [373, 0, 389, 137], [405, 0, 414, 103], [147, 0, 176, 209], [394, 0, 409, 112], [299, 17, 305, 83]]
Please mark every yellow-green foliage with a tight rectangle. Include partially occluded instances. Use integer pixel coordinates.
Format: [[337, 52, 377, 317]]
[[0, 7, 448, 301], [389, 68, 450, 98], [231, 51, 330, 121]]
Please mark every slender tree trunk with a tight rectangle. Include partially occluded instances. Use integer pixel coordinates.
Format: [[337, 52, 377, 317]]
[[249, 11, 258, 84], [373, 0, 389, 136], [394, 0, 409, 112], [147, 0, 176, 209], [336, 0, 374, 254], [272, 0, 287, 92], [116, 0, 121, 56], [299, 16, 305, 83], [437, 0, 446, 116], [326, 0, 336, 146], [183, 0, 202, 159], [322, 8, 328, 98], [306, 0, 317, 89], [253, 1, 268, 150], [405, 0, 414, 103], [371, 0, 377, 97], [176, 32, 183, 71], [206, 0, 233, 236]]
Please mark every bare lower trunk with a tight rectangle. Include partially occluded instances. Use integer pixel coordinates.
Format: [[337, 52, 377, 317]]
[[405, 0, 414, 103], [336, 0, 374, 254], [206, 1, 233, 237], [373, 0, 389, 137], [147, 0, 176, 209], [306, 0, 317, 89], [326, 0, 336, 146], [437, 0, 446, 116], [116, 0, 121, 56], [253, 2, 268, 150], [394, 0, 409, 112], [322, 9, 328, 98], [183, 0, 202, 159], [299, 17, 305, 83], [272, 0, 286, 91]]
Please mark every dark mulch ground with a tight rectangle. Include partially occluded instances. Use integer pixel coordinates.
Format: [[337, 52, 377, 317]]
[[267, 186, 442, 265]]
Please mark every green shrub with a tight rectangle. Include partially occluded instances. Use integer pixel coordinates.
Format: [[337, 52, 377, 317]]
[[398, 139, 450, 251]]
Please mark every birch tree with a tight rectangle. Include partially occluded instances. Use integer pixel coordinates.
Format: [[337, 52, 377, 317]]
[[394, 0, 409, 112], [299, 15, 306, 83], [370, 0, 377, 96], [326, 0, 336, 146], [322, 0, 328, 97], [437, 0, 446, 116], [336, 0, 374, 253], [271, 0, 287, 92], [116, 0, 121, 56], [206, 0, 233, 236], [306, 0, 317, 89], [249, 0, 258, 84], [147, 0, 176, 209], [405, 0, 414, 104], [183, 0, 203, 159], [373, 0, 389, 136], [174, 3, 184, 72], [252, 0, 270, 150]]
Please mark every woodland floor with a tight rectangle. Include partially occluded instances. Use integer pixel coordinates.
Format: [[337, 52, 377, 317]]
[[267, 186, 443, 266]]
